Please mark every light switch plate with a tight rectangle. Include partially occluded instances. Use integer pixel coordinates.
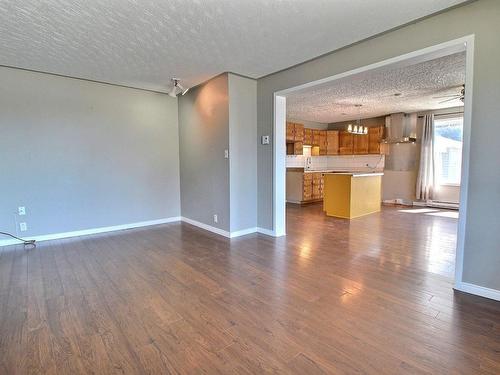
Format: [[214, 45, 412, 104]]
[[19, 222, 27, 232], [224, 149, 229, 159]]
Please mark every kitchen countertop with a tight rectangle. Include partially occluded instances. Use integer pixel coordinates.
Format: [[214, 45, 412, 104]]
[[323, 172, 384, 177], [286, 168, 384, 174]]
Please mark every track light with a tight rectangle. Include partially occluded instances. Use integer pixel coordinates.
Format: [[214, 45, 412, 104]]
[[168, 78, 189, 97]]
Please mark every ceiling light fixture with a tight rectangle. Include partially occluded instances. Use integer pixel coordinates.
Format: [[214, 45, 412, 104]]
[[347, 104, 368, 135], [168, 78, 189, 97]]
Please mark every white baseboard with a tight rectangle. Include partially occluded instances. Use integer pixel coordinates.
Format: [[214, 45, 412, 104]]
[[230, 227, 258, 238], [0, 217, 181, 247], [257, 227, 279, 237], [454, 281, 500, 301], [181, 217, 231, 238], [1, 217, 285, 247], [179, 218, 282, 238]]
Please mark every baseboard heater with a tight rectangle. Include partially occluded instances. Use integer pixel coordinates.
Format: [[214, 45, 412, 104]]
[[383, 199, 459, 210], [413, 200, 459, 210]]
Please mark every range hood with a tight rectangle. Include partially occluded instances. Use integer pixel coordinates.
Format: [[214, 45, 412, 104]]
[[383, 113, 417, 144]]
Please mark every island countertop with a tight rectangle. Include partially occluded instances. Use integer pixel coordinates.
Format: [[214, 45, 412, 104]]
[[323, 172, 384, 178]]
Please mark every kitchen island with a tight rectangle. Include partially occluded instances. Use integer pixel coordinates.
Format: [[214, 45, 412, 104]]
[[323, 172, 383, 219]]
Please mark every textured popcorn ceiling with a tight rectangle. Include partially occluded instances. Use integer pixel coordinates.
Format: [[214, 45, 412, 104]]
[[286, 52, 466, 123], [0, 0, 467, 92]]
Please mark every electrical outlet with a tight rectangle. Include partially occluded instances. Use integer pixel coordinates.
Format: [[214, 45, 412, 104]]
[[224, 149, 229, 159], [18, 206, 26, 216], [213, 214, 218, 223], [19, 222, 27, 232], [261, 135, 270, 145]]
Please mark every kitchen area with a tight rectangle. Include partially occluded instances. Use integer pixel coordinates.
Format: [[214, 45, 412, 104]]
[[285, 51, 465, 220], [285, 110, 433, 219]]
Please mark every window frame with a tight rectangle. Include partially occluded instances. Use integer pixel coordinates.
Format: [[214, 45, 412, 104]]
[[433, 114, 464, 187]]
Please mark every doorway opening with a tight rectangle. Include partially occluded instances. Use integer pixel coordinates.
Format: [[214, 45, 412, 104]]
[[273, 36, 474, 290]]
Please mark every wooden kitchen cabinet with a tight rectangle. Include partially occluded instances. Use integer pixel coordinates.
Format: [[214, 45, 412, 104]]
[[293, 142, 303, 155], [286, 122, 295, 142], [286, 170, 324, 203], [294, 123, 304, 142], [369, 126, 385, 154], [312, 172, 323, 199], [303, 128, 312, 145], [353, 134, 369, 154], [339, 131, 353, 155], [326, 130, 339, 155], [286, 141, 303, 155], [319, 131, 327, 155], [303, 173, 313, 201], [286, 122, 304, 155], [311, 129, 320, 146]]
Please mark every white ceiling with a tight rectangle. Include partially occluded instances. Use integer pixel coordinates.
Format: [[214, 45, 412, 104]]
[[0, 0, 467, 92], [286, 52, 466, 123]]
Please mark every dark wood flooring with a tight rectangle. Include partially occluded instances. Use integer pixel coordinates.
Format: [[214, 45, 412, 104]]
[[1, 204, 499, 374]]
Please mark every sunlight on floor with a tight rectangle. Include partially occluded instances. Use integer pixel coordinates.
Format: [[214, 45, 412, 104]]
[[397, 208, 459, 219], [426, 211, 459, 219], [398, 208, 440, 214]]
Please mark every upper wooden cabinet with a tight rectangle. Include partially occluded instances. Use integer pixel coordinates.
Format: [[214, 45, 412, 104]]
[[353, 134, 369, 154], [286, 122, 295, 142], [286, 124, 384, 156], [369, 126, 384, 154], [303, 128, 312, 145], [319, 130, 327, 155], [326, 130, 339, 155], [294, 123, 304, 142], [312, 129, 320, 146], [339, 131, 353, 155]]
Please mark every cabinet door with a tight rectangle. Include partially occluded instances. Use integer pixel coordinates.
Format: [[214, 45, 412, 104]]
[[319, 131, 327, 155], [338, 131, 353, 155], [368, 126, 382, 154], [303, 128, 312, 145], [302, 174, 313, 201], [294, 123, 304, 142], [326, 130, 339, 155], [312, 130, 320, 146], [293, 142, 303, 155], [354, 134, 369, 154], [286, 122, 295, 142]]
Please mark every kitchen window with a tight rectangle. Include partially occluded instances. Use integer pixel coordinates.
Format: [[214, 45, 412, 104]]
[[434, 116, 463, 186]]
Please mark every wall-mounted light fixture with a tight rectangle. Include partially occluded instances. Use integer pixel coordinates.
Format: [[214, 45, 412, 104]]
[[168, 78, 190, 97]]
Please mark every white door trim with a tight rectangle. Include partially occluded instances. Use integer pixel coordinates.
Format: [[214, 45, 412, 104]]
[[273, 94, 287, 237]]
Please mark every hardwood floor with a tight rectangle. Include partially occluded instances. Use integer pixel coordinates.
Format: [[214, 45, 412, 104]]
[[1, 205, 499, 374]]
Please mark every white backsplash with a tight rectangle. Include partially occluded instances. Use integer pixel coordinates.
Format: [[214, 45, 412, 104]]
[[286, 154, 385, 172]]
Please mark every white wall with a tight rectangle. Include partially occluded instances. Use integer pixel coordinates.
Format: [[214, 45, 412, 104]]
[[286, 154, 384, 171], [0, 66, 181, 239]]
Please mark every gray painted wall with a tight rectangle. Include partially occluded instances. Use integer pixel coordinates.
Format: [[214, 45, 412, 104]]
[[257, 0, 500, 290], [0, 66, 180, 238], [228, 74, 257, 232], [178, 74, 231, 231]]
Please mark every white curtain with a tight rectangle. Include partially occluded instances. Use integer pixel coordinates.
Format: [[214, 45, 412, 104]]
[[416, 114, 435, 201]]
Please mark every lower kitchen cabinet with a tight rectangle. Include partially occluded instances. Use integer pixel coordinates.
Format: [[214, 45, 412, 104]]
[[286, 170, 324, 204]]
